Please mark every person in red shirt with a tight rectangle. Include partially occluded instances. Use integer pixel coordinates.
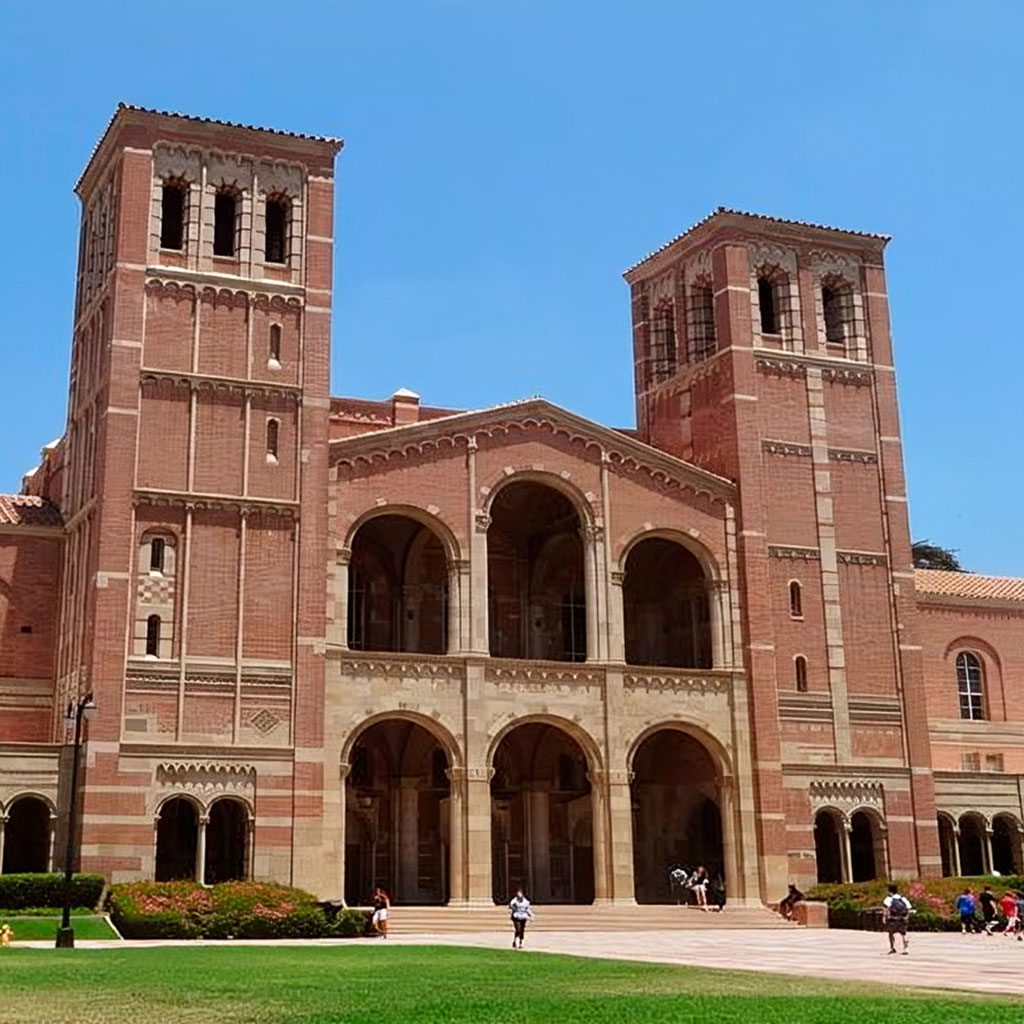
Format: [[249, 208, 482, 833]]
[[1000, 890, 1018, 935]]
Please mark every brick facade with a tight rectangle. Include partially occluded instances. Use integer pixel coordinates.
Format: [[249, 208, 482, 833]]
[[0, 109, 1020, 900]]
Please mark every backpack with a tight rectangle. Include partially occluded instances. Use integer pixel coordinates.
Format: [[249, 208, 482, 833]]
[[889, 894, 910, 918]]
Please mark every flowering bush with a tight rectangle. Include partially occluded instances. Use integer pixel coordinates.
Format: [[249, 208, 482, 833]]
[[108, 881, 331, 939]]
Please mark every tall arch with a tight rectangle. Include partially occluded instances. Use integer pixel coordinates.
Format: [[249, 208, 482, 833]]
[[937, 813, 958, 876], [992, 814, 1021, 875], [814, 808, 845, 883], [2, 795, 53, 873], [155, 796, 200, 881], [958, 813, 988, 876], [849, 808, 886, 882], [205, 798, 249, 883]]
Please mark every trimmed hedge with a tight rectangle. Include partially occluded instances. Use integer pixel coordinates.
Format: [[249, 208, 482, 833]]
[[808, 876, 1024, 931], [0, 873, 105, 911], [107, 881, 368, 939]]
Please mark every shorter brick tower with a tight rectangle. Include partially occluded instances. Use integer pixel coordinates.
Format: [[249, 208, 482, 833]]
[[59, 106, 341, 884], [625, 210, 941, 890]]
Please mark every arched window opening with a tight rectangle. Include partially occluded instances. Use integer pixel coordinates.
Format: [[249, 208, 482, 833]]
[[348, 515, 449, 654], [1, 796, 51, 873], [789, 580, 802, 618], [213, 190, 237, 257], [795, 656, 808, 693], [205, 800, 248, 883], [956, 652, 985, 720], [492, 723, 593, 905], [145, 614, 161, 657], [814, 810, 844, 883], [623, 538, 711, 669], [268, 324, 282, 365], [149, 537, 166, 574], [957, 814, 987, 876], [266, 418, 280, 462], [345, 720, 451, 905], [849, 811, 884, 882], [265, 196, 289, 264], [160, 180, 187, 250], [155, 798, 198, 881], [487, 482, 586, 662], [758, 275, 778, 334], [822, 284, 844, 345], [631, 730, 722, 903], [649, 301, 677, 384], [688, 280, 716, 362]]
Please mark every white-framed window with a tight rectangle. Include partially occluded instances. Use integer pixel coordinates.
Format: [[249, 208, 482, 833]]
[[956, 651, 985, 720]]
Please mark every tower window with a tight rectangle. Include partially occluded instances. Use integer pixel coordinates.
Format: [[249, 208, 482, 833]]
[[758, 276, 778, 334], [145, 614, 161, 657], [150, 537, 166, 574], [690, 282, 716, 361], [214, 191, 237, 257], [795, 655, 808, 693], [650, 301, 677, 384], [822, 284, 844, 345], [269, 324, 282, 364], [265, 197, 288, 264], [160, 182, 186, 250], [789, 580, 803, 618], [266, 418, 280, 461], [956, 651, 985, 720]]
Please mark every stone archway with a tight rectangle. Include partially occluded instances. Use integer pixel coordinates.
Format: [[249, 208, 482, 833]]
[[849, 810, 885, 882], [2, 796, 51, 873], [344, 719, 451, 905], [958, 814, 987, 876], [630, 729, 723, 903], [155, 797, 199, 881], [814, 809, 844, 883], [205, 799, 249, 883], [490, 722, 594, 904], [938, 814, 957, 876], [992, 815, 1021, 876]]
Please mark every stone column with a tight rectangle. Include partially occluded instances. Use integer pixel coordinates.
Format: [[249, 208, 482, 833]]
[[196, 814, 209, 884], [587, 771, 611, 903], [465, 766, 493, 906], [842, 820, 853, 884], [446, 767, 467, 903], [467, 438, 490, 654], [984, 826, 995, 875], [398, 778, 420, 901], [339, 762, 351, 904], [334, 549, 350, 649], [608, 572, 626, 663], [447, 561, 464, 655], [708, 579, 731, 669], [583, 525, 600, 662], [47, 813, 57, 872], [605, 771, 636, 904], [718, 775, 741, 903], [952, 827, 962, 877], [456, 560, 472, 654], [0, 815, 6, 872], [246, 818, 255, 880], [527, 784, 550, 899]]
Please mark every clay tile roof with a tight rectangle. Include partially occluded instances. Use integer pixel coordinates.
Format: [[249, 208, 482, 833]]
[[0, 494, 63, 528], [915, 569, 1024, 604], [623, 206, 891, 276]]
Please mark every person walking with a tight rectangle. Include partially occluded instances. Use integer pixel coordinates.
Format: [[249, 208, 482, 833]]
[[882, 884, 911, 955], [955, 888, 978, 934], [999, 889, 1018, 936], [371, 887, 390, 939], [979, 886, 997, 934], [508, 888, 534, 949]]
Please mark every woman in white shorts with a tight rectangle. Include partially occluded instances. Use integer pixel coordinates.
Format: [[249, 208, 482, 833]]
[[371, 887, 390, 938]]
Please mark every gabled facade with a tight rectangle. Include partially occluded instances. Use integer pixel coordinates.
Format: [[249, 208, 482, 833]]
[[0, 109, 1022, 903]]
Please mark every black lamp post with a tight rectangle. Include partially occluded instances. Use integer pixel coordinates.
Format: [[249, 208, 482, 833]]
[[55, 693, 96, 949]]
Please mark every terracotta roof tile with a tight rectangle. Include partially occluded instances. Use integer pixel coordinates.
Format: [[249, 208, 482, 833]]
[[623, 207, 890, 276], [915, 569, 1024, 604], [0, 494, 63, 528]]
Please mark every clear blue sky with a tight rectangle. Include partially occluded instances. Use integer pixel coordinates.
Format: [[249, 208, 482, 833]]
[[1, 2, 1021, 575]]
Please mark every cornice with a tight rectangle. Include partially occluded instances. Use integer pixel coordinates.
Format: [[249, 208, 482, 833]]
[[140, 367, 301, 400], [133, 488, 299, 517], [329, 398, 735, 506], [916, 592, 1024, 615], [145, 267, 305, 301]]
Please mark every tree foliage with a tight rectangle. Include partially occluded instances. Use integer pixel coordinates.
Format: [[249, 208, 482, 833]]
[[912, 540, 963, 571]]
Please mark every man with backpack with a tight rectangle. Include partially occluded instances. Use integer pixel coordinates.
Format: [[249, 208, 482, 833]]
[[882, 884, 912, 955]]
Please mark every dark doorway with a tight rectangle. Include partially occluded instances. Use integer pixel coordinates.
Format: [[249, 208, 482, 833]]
[[814, 810, 843, 884], [938, 815, 956, 876], [155, 797, 198, 881], [958, 816, 986, 876], [205, 799, 248, 883], [849, 811, 880, 882], [992, 816, 1020, 876], [2, 797, 50, 873]]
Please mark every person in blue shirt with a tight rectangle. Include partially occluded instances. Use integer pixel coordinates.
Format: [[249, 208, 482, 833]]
[[955, 888, 978, 934]]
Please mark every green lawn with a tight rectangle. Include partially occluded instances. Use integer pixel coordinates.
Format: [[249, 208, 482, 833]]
[[0, 946, 1021, 1024], [2, 915, 118, 942]]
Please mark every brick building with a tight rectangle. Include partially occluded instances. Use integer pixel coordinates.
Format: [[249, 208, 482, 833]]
[[0, 106, 1021, 903]]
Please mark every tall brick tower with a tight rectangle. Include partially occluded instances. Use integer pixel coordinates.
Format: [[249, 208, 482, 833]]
[[624, 209, 941, 892], [60, 106, 341, 884]]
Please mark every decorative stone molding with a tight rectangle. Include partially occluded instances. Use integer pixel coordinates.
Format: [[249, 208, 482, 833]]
[[155, 761, 256, 808], [610, 570, 625, 587], [837, 551, 887, 567], [133, 489, 299, 518], [755, 356, 806, 379], [683, 248, 713, 287], [140, 368, 301, 401], [808, 778, 885, 823], [464, 766, 494, 783], [748, 242, 797, 276], [474, 512, 491, 533], [828, 448, 878, 464], [485, 662, 604, 690], [762, 440, 812, 458], [335, 654, 465, 680], [249, 708, 281, 734], [821, 366, 873, 387], [768, 544, 820, 561], [623, 671, 729, 694]]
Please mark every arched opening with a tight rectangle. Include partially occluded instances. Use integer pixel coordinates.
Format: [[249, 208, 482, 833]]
[[487, 482, 586, 662], [623, 538, 711, 668], [491, 722, 593, 904], [347, 515, 449, 654], [344, 719, 451, 905], [145, 614, 161, 656], [205, 799, 248, 883], [814, 809, 844, 884], [849, 810, 884, 882], [938, 814, 957, 876], [630, 729, 723, 903], [992, 815, 1021, 876], [2, 797, 50, 873], [958, 814, 987, 876], [155, 797, 199, 881], [789, 580, 802, 618]]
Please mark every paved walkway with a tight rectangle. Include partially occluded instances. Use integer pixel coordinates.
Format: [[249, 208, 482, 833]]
[[16, 929, 1024, 997]]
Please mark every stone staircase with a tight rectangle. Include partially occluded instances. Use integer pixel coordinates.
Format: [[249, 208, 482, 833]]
[[385, 903, 796, 934]]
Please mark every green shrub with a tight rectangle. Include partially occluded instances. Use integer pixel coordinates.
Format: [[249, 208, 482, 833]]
[[0, 873, 105, 911], [107, 881, 330, 940], [328, 908, 370, 938]]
